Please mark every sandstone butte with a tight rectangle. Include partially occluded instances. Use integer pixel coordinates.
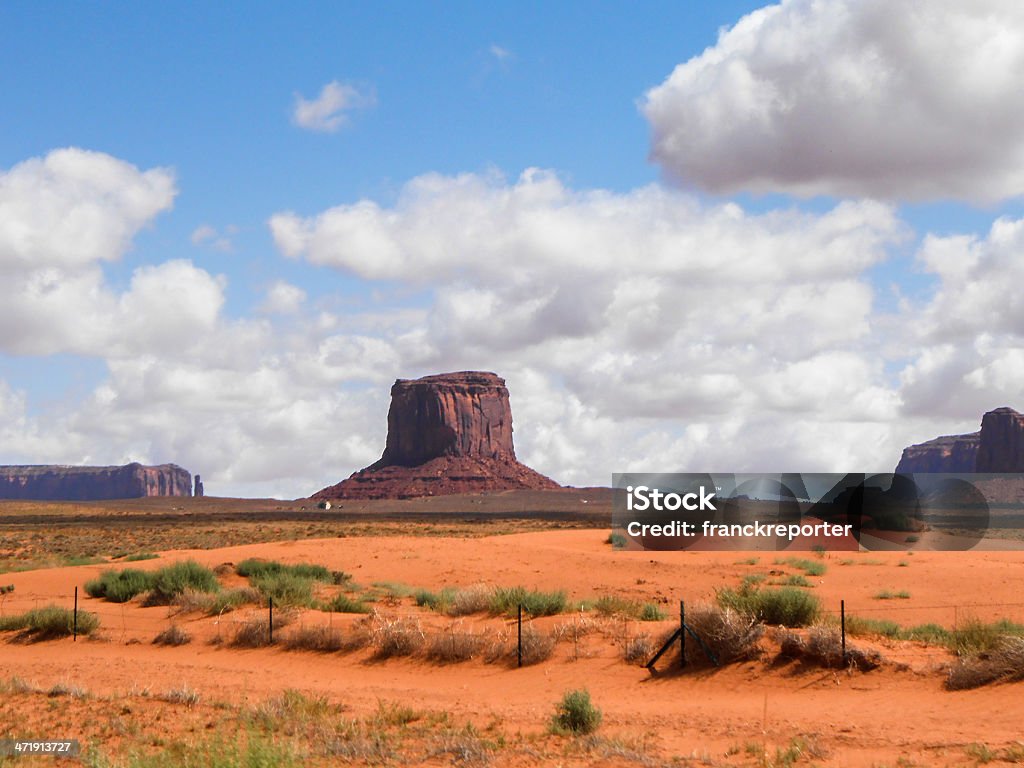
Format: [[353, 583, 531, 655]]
[[314, 371, 560, 499], [895, 406, 1024, 472], [0, 463, 195, 501]]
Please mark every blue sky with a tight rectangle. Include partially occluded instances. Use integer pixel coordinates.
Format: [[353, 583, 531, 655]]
[[3, 1, 1024, 497]]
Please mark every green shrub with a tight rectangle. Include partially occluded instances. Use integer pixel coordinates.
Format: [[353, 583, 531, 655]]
[[774, 557, 826, 577], [2, 605, 99, 639], [414, 587, 456, 612], [0, 614, 28, 632], [606, 532, 627, 549], [85, 568, 155, 603], [490, 586, 566, 617], [147, 561, 220, 604], [207, 587, 262, 614], [955, 618, 1024, 656], [716, 585, 820, 627], [639, 603, 667, 621], [252, 572, 315, 608], [873, 589, 910, 600], [124, 553, 159, 562], [236, 558, 331, 582], [322, 593, 371, 614], [551, 689, 602, 735]]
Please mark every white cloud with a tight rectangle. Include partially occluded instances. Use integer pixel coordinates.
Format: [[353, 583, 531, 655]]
[[260, 281, 307, 315], [269, 168, 923, 484], [643, 0, 1024, 202], [292, 80, 376, 133], [0, 148, 175, 270], [191, 224, 234, 252]]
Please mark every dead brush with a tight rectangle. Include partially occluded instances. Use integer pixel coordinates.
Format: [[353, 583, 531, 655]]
[[484, 624, 554, 666], [425, 622, 485, 663], [370, 612, 425, 659], [231, 617, 274, 648], [622, 634, 653, 665], [284, 625, 344, 652], [553, 615, 601, 660], [776, 624, 882, 671], [947, 636, 1024, 690], [683, 603, 763, 665], [153, 624, 191, 646], [445, 584, 494, 617]]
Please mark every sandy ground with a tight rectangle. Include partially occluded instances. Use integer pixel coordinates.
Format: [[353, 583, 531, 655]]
[[1, 529, 1023, 766]]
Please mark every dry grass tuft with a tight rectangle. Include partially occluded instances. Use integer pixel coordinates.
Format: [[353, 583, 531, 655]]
[[283, 625, 344, 652], [370, 613, 425, 659], [947, 637, 1024, 690], [445, 584, 494, 617], [425, 624, 485, 663], [153, 624, 192, 646], [622, 634, 653, 665], [231, 617, 274, 648], [684, 603, 763, 665]]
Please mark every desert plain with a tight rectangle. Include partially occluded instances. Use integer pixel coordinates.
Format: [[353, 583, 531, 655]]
[[0, 490, 1023, 768]]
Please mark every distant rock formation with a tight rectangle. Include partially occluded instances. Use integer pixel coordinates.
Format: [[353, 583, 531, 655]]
[[314, 371, 559, 499], [976, 407, 1024, 472], [895, 406, 1024, 473], [194, 475, 205, 498], [895, 432, 980, 473], [0, 463, 194, 501]]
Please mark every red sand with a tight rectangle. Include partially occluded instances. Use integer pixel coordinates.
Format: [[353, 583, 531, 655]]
[[2, 530, 1023, 766]]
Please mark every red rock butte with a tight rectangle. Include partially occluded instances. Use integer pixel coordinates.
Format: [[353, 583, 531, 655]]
[[0, 463, 194, 500], [895, 406, 1024, 473], [314, 371, 560, 499]]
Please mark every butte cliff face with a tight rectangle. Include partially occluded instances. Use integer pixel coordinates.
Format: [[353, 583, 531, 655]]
[[895, 406, 1024, 473], [895, 432, 980, 473], [314, 371, 559, 499], [0, 463, 194, 500], [976, 407, 1024, 472]]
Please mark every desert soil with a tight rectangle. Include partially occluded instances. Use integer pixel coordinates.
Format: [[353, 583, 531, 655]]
[[1, 499, 1023, 766]]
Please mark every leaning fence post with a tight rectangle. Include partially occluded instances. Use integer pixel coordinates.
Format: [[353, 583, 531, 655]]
[[517, 603, 523, 668], [679, 600, 686, 668], [73, 586, 78, 642], [840, 599, 846, 663], [268, 597, 274, 644]]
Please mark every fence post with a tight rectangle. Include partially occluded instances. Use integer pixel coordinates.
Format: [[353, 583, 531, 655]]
[[679, 600, 686, 668], [73, 586, 78, 642], [840, 599, 846, 663], [268, 597, 274, 645], [517, 603, 523, 668]]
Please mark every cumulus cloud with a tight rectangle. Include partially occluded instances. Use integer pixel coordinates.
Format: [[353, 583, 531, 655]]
[[0, 149, 196, 356], [268, 167, 926, 482], [191, 223, 235, 252], [292, 80, 376, 133], [642, 0, 1024, 202], [0, 148, 175, 270], [895, 215, 1024, 420], [260, 281, 307, 315]]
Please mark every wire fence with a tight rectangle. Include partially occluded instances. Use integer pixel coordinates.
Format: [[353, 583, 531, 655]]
[[4, 587, 1024, 669]]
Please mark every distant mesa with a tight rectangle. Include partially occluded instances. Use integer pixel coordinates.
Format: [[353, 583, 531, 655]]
[[0, 463, 195, 501], [896, 406, 1024, 472], [314, 371, 560, 500]]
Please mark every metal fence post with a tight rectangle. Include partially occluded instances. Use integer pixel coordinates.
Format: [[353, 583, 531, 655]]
[[680, 600, 686, 668], [73, 586, 78, 642], [840, 599, 846, 662], [268, 597, 274, 644], [517, 603, 523, 668]]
